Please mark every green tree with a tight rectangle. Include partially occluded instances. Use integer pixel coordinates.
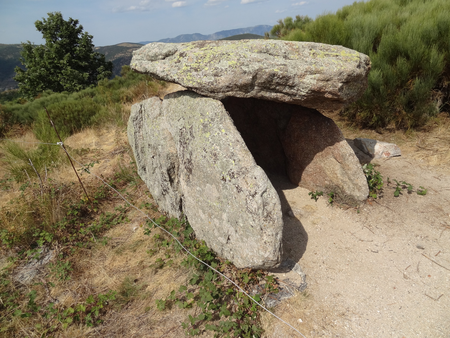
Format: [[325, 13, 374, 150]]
[[14, 12, 113, 98], [270, 15, 312, 38]]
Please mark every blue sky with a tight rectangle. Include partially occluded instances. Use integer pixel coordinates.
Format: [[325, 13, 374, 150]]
[[1, 0, 360, 46]]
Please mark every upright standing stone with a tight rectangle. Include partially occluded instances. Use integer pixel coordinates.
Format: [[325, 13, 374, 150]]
[[128, 91, 284, 269]]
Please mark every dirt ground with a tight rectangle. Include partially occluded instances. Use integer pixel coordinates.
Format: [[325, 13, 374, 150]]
[[262, 135, 450, 338]]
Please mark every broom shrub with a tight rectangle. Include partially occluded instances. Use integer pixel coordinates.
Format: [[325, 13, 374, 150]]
[[279, 0, 449, 129]]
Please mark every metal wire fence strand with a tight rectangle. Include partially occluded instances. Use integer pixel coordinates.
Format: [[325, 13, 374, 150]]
[[60, 145, 307, 338], [0, 138, 60, 145]]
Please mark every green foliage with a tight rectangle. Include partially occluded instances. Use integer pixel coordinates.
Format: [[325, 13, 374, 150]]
[[48, 258, 72, 281], [1, 64, 162, 137], [0, 267, 116, 336], [144, 217, 278, 338], [2, 140, 64, 182], [363, 163, 384, 198], [35, 97, 105, 140], [270, 15, 313, 38], [279, 0, 450, 129], [308, 190, 323, 201], [391, 179, 427, 197], [14, 12, 113, 98], [0, 90, 23, 105], [327, 191, 335, 205]]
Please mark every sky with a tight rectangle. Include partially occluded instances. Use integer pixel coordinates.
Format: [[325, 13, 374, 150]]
[[0, 0, 361, 46]]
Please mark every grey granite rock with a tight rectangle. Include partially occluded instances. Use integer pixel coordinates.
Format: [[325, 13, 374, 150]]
[[354, 138, 401, 159], [128, 91, 284, 269], [131, 40, 370, 110], [283, 109, 369, 204]]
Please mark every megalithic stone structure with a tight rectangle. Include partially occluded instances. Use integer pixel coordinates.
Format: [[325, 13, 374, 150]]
[[128, 40, 371, 269]]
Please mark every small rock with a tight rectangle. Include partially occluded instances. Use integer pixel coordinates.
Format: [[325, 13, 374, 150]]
[[416, 244, 425, 250], [14, 248, 54, 285], [354, 138, 401, 159]]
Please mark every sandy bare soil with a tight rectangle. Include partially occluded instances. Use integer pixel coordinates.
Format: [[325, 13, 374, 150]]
[[263, 145, 450, 338]]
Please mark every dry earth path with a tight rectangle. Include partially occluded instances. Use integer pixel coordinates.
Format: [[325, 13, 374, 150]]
[[263, 136, 450, 338]]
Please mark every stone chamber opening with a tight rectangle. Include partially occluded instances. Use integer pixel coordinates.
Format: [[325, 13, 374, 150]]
[[221, 96, 291, 179]]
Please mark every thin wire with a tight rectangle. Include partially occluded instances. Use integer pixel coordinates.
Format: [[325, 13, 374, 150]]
[[0, 138, 60, 145], [61, 145, 307, 338]]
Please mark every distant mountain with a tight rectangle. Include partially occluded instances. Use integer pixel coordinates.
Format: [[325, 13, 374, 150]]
[[139, 25, 273, 44], [95, 42, 143, 78], [220, 33, 265, 41], [0, 44, 23, 92]]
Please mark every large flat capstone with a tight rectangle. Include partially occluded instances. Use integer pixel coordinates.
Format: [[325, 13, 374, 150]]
[[128, 91, 284, 269], [131, 40, 371, 110]]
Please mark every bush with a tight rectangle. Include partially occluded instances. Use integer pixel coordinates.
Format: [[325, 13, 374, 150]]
[[281, 0, 450, 129], [34, 98, 104, 139], [0, 65, 163, 136]]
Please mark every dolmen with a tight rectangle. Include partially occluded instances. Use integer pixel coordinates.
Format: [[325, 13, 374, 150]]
[[127, 40, 371, 269]]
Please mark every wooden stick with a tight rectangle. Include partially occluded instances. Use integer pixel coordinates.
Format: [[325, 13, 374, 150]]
[[44, 106, 91, 204]]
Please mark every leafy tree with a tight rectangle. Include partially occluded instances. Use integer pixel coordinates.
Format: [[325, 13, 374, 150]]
[[15, 12, 113, 98], [270, 15, 312, 38]]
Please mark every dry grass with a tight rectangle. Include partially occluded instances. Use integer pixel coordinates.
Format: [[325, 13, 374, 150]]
[[0, 125, 219, 337]]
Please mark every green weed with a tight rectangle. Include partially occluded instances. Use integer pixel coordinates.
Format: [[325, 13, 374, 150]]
[[308, 190, 323, 201], [363, 163, 384, 199], [391, 179, 427, 197], [144, 217, 279, 338]]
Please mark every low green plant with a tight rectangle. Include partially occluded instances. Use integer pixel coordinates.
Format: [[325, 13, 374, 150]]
[[1, 141, 65, 182], [392, 179, 427, 197], [48, 257, 72, 281], [144, 217, 279, 338], [327, 191, 335, 205], [363, 163, 384, 199], [308, 190, 323, 201]]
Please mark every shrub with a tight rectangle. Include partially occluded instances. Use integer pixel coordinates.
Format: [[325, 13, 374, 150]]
[[281, 0, 450, 129], [34, 97, 104, 139]]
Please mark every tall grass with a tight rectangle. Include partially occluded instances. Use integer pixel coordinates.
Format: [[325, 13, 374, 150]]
[[281, 0, 450, 129]]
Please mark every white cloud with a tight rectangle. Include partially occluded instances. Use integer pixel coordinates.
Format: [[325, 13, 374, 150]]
[[241, 0, 266, 3], [292, 1, 308, 6], [112, 0, 158, 12], [172, 1, 187, 6], [112, 0, 188, 12], [205, 0, 228, 6], [275, 9, 286, 13]]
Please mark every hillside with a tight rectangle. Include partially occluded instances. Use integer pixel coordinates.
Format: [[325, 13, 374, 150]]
[[95, 42, 143, 78], [220, 33, 265, 40], [139, 24, 272, 44], [0, 44, 22, 92]]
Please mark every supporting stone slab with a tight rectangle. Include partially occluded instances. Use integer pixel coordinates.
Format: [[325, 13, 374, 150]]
[[128, 91, 284, 269]]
